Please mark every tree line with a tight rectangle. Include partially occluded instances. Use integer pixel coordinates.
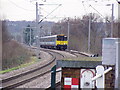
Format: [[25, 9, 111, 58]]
[[51, 13, 120, 55]]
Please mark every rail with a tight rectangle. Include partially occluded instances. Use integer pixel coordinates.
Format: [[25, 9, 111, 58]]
[[1, 49, 64, 89]]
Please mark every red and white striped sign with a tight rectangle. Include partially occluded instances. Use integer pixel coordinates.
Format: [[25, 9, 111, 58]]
[[64, 77, 79, 89]]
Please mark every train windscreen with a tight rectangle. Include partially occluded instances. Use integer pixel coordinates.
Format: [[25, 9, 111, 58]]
[[57, 36, 67, 41], [64, 36, 67, 41]]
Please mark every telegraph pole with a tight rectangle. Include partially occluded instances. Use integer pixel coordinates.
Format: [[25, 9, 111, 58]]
[[36, 2, 39, 29], [67, 17, 70, 50], [36, 2, 38, 45], [88, 13, 91, 53], [30, 28, 31, 46], [88, 14, 91, 53], [36, 2, 41, 58], [36, 1, 39, 45], [106, 3, 114, 37], [111, 3, 114, 37]]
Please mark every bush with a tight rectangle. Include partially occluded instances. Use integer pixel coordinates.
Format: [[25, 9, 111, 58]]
[[2, 21, 33, 70]]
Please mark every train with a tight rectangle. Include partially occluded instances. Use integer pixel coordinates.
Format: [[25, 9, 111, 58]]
[[40, 34, 68, 50]]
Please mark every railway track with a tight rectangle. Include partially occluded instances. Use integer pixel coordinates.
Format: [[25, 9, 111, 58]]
[[1, 49, 65, 89], [1, 48, 89, 89]]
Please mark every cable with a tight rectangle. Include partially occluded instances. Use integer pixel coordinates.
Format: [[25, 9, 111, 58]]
[[41, 7, 65, 19], [24, 0, 36, 5], [40, 8, 56, 18], [90, 4, 111, 22], [89, 5, 104, 18], [116, 0, 120, 4], [40, 7, 49, 14], [82, 1, 87, 14], [38, 4, 62, 24], [89, 4, 110, 22], [7, 0, 34, 11]]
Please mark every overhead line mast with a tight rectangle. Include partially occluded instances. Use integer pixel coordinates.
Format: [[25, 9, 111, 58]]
[[36, 2, 41, 58]]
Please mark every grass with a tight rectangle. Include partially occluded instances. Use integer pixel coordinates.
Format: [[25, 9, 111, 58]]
[[63, 57, 102, 61], [0, 56, 40, 74]]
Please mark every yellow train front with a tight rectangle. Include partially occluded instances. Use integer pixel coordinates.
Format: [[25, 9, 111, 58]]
[[40, 34, 68, 50]]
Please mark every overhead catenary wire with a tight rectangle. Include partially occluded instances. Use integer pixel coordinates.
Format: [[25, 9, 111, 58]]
[[89, 4, 110, 22], [116, 0, 120, 4], [24, 0, 36, 5], [82, 1, 88, 15], [7, 0, 34, 11], [30, 0, 46, 2], [40, 7, 65, 20], [29, 0, 47, 5], [89, 4, 104, 18], [83, 0, 113, 22], [38, 4, 62, 24]]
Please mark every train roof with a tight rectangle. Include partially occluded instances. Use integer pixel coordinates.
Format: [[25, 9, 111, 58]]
[[40, 34, 66, 39], [40, 35, 57, 39]]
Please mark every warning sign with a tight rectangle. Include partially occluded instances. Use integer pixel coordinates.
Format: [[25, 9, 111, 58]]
[[64, 77, 79, 89]]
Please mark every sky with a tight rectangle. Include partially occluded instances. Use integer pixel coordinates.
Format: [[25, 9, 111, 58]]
[[0, 0, 119, 22]]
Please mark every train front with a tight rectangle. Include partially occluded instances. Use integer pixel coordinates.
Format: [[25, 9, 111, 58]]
[[56, 34, 68, 50]]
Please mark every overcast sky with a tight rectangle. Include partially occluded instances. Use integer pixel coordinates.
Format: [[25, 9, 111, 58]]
[[1, 0, 118, 21]]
